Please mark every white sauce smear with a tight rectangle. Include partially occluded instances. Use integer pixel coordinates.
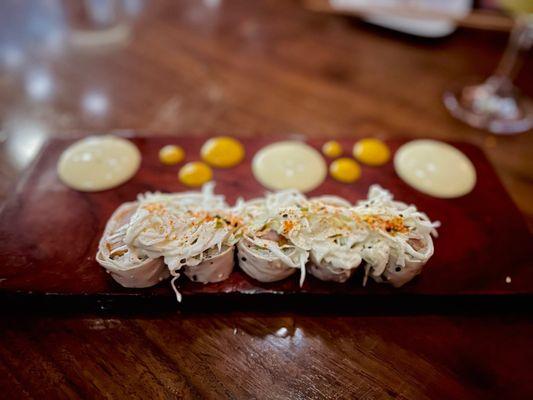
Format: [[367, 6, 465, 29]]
[[252, 141, 326, 192], [394, 139, 476, 198], [57, 135, 141, 191]]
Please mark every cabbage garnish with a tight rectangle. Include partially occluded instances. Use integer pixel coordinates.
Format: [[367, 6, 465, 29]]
[[96, 202, 169, 288], [353, 185, 440, 286], [124, 182, 240, 301], [236, 191, 309, 285]]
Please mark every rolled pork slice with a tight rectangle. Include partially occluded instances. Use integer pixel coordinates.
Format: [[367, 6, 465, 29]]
[[362, 235, 434, 287], [183, 245, 235, 283], [380, 238, 434, 287], [96, 202, 169, 288], [306, 233, 365, 283], [237, 237, 297, 282], [307, 247, 363, 283], [306, 262, 354, 283]]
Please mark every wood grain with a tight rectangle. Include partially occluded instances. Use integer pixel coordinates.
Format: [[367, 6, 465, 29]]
[[1, 313, 532, 399], [0, 1, 532, 399]]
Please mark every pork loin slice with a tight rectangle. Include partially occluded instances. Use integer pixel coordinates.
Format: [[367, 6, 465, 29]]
[[183, 246, 234, 283], [96, 202, 169, 288], [237, 238, 296, 282], [306, 263, 355, 283], [381, 238, 433, 287]]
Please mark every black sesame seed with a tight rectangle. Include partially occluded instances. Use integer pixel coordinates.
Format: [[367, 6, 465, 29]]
[[241, 257, 247, 262], [192, 275, 197, 281], [395, 267, 401, 272], [180, 258, 186, 264]]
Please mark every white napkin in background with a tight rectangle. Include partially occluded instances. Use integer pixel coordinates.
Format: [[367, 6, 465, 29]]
[[330, 0, 473, 37]]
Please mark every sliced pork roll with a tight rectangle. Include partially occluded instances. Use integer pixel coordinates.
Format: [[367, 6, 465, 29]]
[[236, 191, 309, 285], [96, 202, 168, 288], [183, 245, 235, 283], [302, 197, 368, 282], [124, 182, 230, 262], [307, 243, 363, 283], [124, 183, 238, 297], [238, 234, 305, 283], [307, 263, 352, 283], [354, 185, 439, 287]]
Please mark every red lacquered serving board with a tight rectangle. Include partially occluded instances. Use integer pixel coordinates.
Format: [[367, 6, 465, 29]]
[[0, 135, 531, 308]]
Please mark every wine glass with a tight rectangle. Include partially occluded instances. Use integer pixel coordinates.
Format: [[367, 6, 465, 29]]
[[443, 10, 533, 134]]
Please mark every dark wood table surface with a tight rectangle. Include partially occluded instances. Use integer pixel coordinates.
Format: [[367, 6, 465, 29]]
[[0, 1, 532, 399]]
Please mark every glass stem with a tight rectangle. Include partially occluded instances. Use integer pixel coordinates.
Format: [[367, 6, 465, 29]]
[[491, 17, 533, 89]]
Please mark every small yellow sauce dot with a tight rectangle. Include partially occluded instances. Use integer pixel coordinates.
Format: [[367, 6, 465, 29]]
[[322, 141, 343, 158], [353, 138, 390, 166], [178, 161, 213, 187], [201, 136, 245, 168], [329, 158, 361, 183], [159, 145, 185, 165]]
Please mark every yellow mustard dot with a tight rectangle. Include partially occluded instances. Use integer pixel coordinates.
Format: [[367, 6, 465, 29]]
[[322, 141, 343, 158], [178, 161, 213, 187], [201, 136, 245, 168], [329, 158, 361, 183], [159, 145, 185, 165], [353, 138, 390, 166]]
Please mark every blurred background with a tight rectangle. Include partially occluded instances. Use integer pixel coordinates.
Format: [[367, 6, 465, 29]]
[[0, 0, 531, 218]]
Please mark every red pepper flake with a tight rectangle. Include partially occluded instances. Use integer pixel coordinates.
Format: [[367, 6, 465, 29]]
[[143, 203, 166, 215], [283, 220, 294, 234], [361, 215, 407, 235]]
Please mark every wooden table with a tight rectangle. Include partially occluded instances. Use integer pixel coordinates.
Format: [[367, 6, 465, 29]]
[[0, 1, 532, 398]]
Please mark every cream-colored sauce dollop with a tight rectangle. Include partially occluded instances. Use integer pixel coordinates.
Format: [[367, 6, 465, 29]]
[[252, 141, 326, 192], [394, 139, 476, 198], [57, 135, 141, 191]]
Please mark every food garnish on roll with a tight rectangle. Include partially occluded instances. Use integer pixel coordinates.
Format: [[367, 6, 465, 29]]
[[122, 183, 239, 301], [236, 186, 439, 286], [96, 182, 440, 301], [353, 185, 440, 287], [96, 202, 169, 288], [236, 191, 309, 285], [304, 197, 368, 282]]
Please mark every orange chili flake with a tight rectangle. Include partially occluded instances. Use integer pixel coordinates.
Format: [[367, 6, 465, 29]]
[[283, 220, 294, 234], [361, 215, 407, 235], [143, 203, 166, 214], [387, 216, 408, 234], [229, 215, 243, 227]]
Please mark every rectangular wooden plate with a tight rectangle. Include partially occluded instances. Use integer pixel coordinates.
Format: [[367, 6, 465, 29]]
[[0, 135, 531, 309]]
